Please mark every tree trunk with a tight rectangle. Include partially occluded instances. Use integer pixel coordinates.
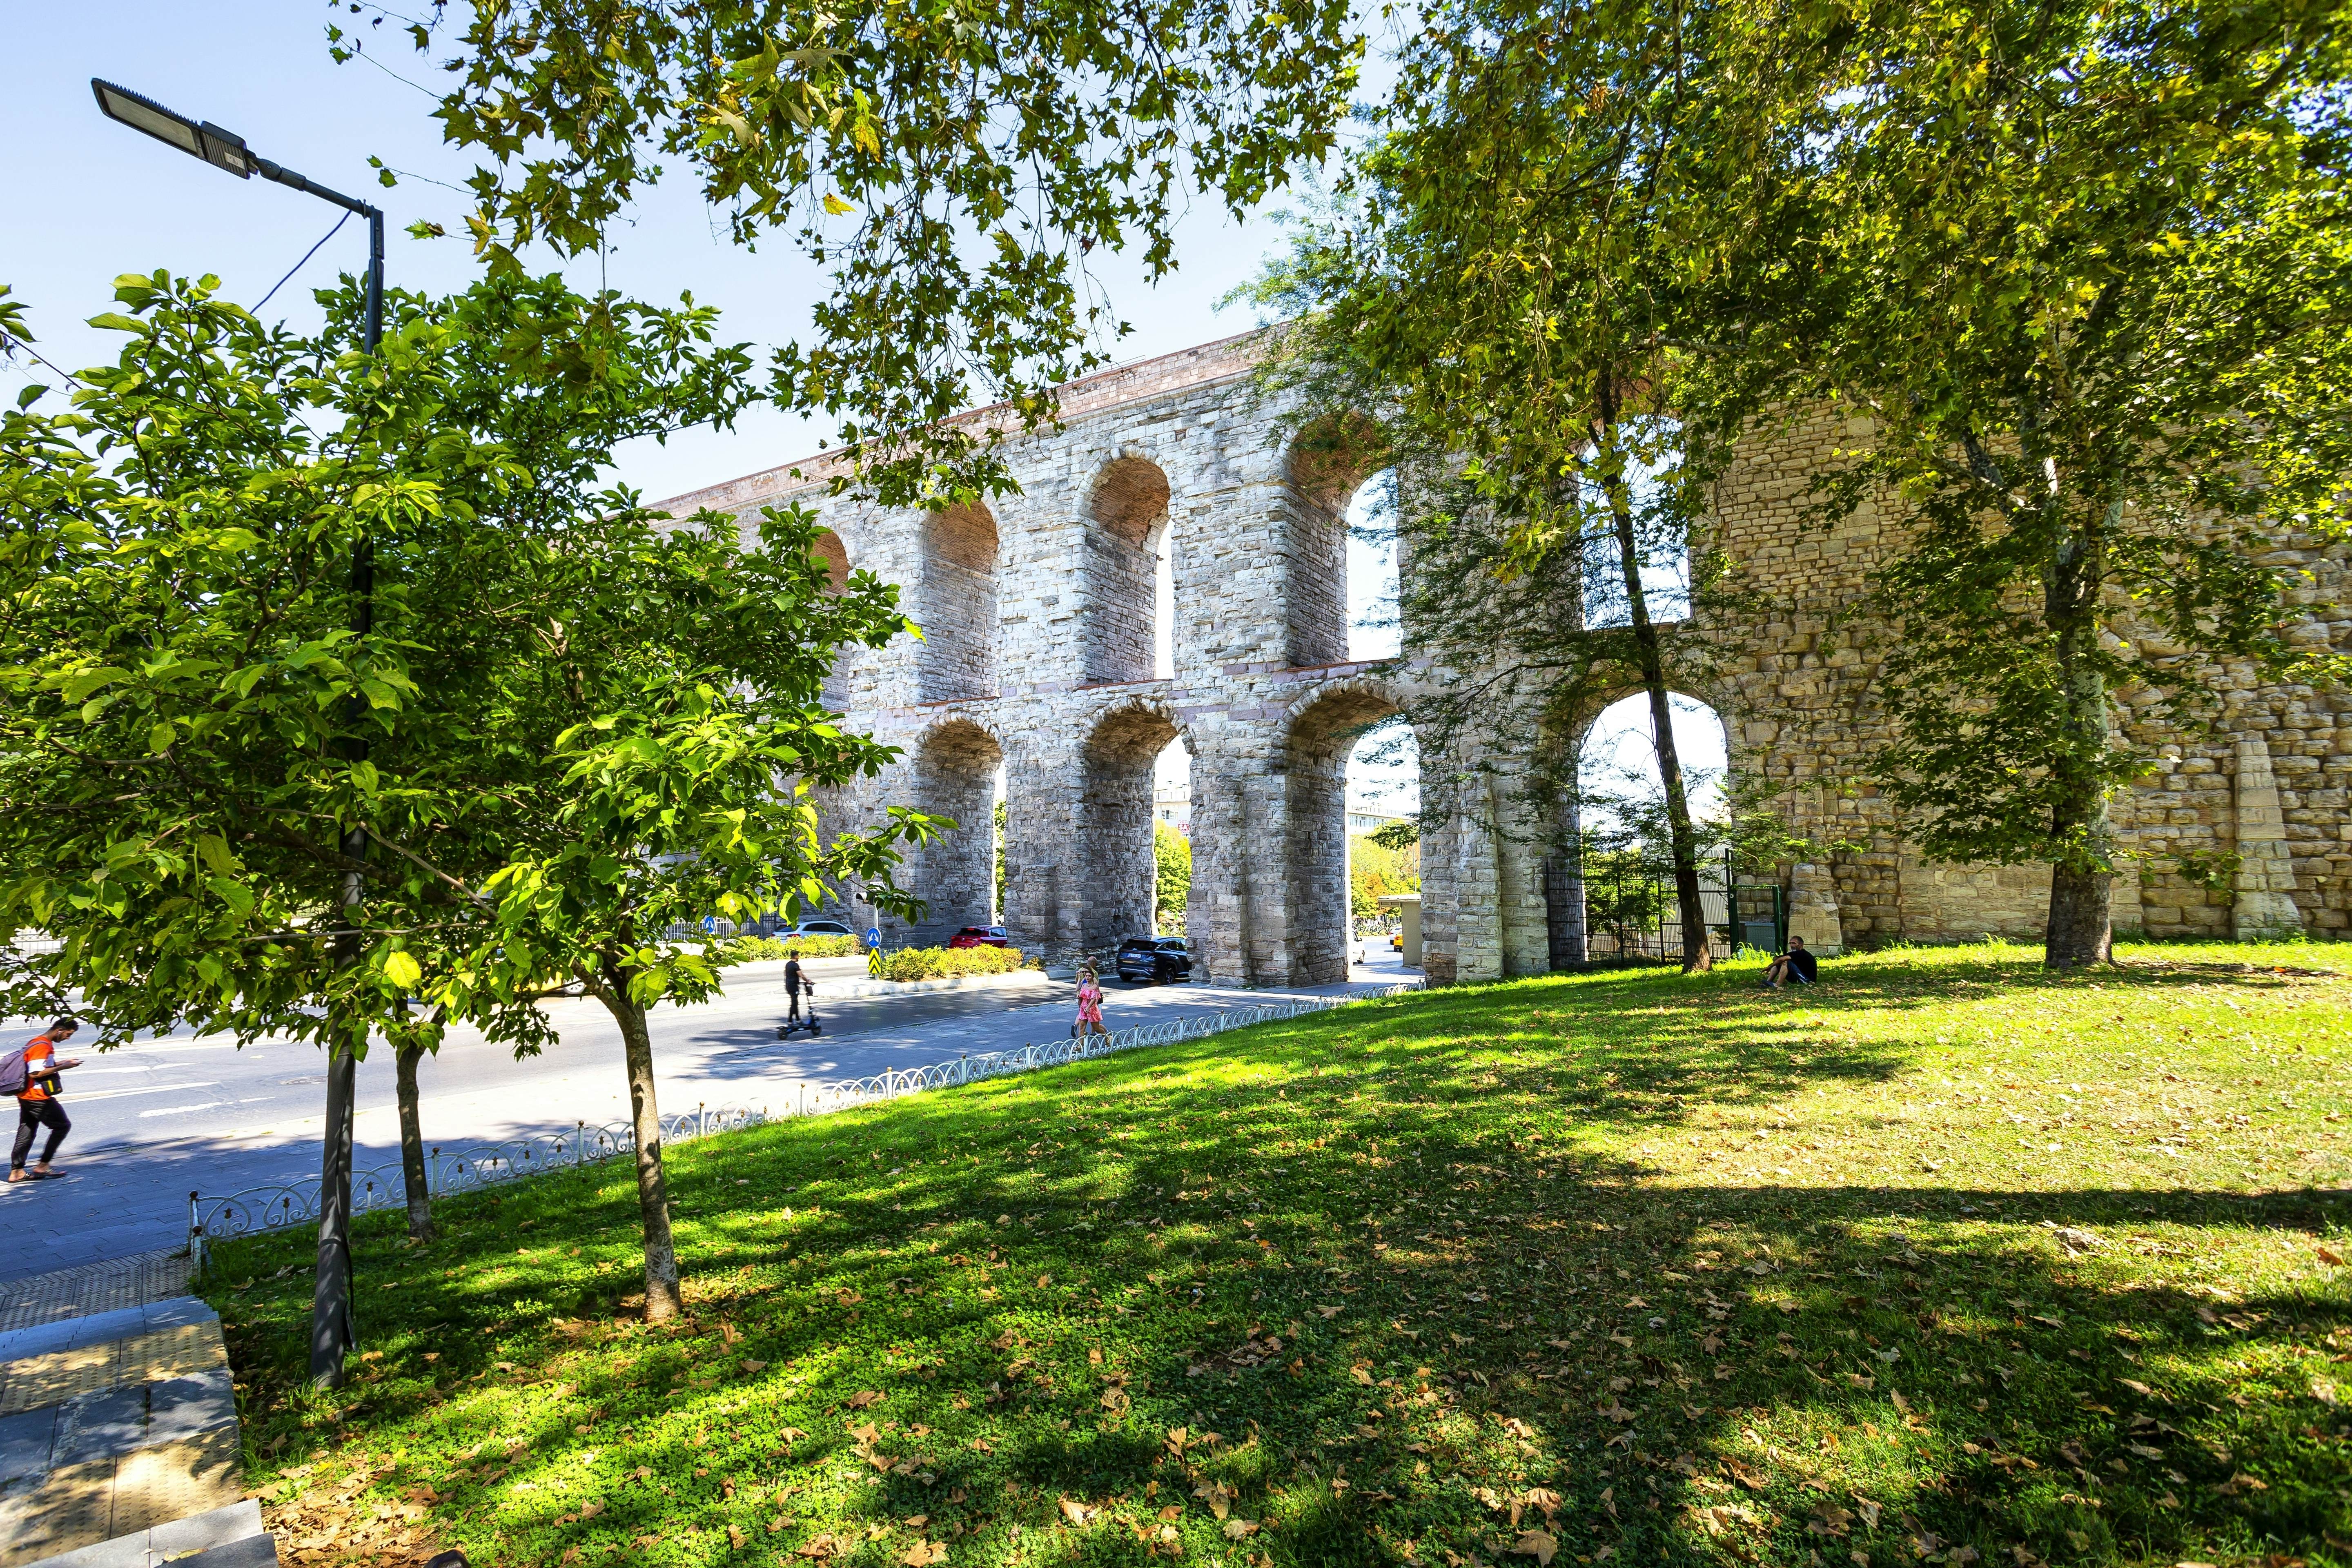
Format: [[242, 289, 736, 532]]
[[2041, 498, 2117, 970], [395, 1042, 432, 1239], [308, 1016, 358, 1388], [1601, 402, 1711, 973], [601, 987, 684, 1320]]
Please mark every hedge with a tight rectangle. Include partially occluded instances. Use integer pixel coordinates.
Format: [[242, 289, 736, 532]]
[[869, 944, 1030, 981], [722, 933, 863, 961]]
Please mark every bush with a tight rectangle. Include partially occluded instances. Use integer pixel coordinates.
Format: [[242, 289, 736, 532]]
[[870, 944, 1029, 981], [719, 933, 863, 962]]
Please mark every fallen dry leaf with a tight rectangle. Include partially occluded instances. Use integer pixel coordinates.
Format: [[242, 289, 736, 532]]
[[1059, 1497, 1097, 1527], [1223, 1518, 1261, 1540], [1511, 1530, 1559, 1564], [903, 1542, 948, 1566], [847, 1391, 884, 1409]]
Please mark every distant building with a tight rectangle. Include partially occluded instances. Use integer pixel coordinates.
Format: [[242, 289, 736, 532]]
[[1155, 780, 1191, 835], [1347, 809, 1405, 837]]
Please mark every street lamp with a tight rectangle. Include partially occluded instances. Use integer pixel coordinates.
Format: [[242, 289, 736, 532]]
[[91, 78, 382, 351], [94, 76, 382, 1387]]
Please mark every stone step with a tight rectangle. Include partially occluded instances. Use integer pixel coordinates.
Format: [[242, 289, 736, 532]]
[[0, 1263, 252, 1568], [16, 1496, 274, 1568]]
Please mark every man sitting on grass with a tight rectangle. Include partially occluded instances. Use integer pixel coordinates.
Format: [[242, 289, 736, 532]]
[[1762, 935, 1820, 989]]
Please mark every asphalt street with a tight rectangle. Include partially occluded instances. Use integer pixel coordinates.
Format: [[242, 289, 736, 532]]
[[0, 952, 1419, 1282]]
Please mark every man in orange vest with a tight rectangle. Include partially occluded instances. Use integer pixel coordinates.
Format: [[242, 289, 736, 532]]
[[9, 1016, 83, 1183]]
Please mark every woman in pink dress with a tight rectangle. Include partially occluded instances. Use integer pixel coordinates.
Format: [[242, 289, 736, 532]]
[[1075, 966, 1108, 1038]]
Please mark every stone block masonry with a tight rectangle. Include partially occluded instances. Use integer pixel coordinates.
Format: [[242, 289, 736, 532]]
[[655, 341, 2345, 980]]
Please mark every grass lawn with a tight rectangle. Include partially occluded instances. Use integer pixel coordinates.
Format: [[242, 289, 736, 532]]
[[205, 941, 2352, 1568]]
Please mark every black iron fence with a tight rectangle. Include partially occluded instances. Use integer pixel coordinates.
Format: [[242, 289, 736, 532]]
[[1579, 854, 1787, 966]]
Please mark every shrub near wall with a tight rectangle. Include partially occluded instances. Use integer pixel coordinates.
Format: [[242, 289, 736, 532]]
[[722, 934, 864, 961], [871, 944, 1030, 981]]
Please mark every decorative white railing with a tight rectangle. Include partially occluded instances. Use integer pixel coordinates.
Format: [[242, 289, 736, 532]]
[[188, 982, 1421, 1263]]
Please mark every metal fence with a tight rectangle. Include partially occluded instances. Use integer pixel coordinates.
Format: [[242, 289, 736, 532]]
[[187, 982, 1423, 1265]]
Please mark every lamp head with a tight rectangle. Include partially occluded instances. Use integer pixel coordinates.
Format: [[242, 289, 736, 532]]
[[91, 79, 252, 178]]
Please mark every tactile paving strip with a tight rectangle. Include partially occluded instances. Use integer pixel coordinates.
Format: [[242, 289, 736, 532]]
[[109, 1427, 244, 1541], [120, 1323, 229, 1388], [0, 1455, 119, 1568], [0, 1319, 230, 1418], [0, 1343, 118, 1417], [0, 1304, 247, 1566]]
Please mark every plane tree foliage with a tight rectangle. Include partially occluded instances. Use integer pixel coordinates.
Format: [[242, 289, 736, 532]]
[[1255, 0, 2352, 970], [0, 270, 931, 1368], [340, 0, 1362, 506], [1241, 0, 1780, 973], [1668, 0, 2352, 967]]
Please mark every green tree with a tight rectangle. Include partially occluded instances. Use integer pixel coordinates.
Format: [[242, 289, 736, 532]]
[[0, 272, 924, 1374], [341, 0, 1362, 506], [1672, 0, 2352, 967], [995, 797, 1008, 922], [1349, 831, 1419, 921], [1154, 820, 1191, 931], [418, 506, 931, 1323], [313, 271, 760, 1241], [1369, 818, 1419, 854], [1243, 0, 1768, 973]]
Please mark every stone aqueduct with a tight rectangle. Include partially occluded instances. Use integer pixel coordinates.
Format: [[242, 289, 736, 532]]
[[655, 333, 2352, 983]]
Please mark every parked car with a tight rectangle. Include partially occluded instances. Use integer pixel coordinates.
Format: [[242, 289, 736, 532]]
[[1116, 936, 1192, 984], [949, 925, 1011, 949], [790, 920, 853, 938]]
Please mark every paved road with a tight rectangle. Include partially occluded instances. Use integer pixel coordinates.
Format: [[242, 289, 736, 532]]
[[0, 954, 1419, 1281]]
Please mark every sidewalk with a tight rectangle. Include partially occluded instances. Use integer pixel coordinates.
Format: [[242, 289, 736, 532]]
[[0, 1253, 273, 1567]]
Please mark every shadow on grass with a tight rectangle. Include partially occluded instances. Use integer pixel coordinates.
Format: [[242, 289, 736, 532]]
[[205, 956, 2350, 1568]]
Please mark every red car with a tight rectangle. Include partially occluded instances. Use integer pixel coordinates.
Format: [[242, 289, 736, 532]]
[[949, 925, 1011, 949]]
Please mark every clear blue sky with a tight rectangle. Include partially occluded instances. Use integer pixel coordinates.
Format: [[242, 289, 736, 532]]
[[6, 5, 1429, 819], [0, 3, 1339, 503]]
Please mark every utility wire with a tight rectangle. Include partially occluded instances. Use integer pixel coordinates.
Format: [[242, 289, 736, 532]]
[[254, 210, 352, 316]]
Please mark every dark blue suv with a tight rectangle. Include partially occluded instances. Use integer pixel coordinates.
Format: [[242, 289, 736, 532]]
[[1116, 936, 1192, 984]]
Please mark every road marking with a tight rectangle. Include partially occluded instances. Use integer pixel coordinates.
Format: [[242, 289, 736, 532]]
[[66, 1082, 218, 1102], [138, 1101, 228, 1118]]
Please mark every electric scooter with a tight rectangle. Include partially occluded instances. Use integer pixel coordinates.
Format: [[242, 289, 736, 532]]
[[775, 982, 822, 1039]]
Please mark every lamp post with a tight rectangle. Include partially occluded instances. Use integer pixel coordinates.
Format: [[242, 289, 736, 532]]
[[93, 78, 382, 1387], [91, 80, 383, 351]]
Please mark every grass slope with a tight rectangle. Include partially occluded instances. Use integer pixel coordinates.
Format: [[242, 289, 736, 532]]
[[206, 942, 2352, 1568]]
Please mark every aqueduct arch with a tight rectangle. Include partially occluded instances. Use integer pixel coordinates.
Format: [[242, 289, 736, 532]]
[[1279, 679, 1409, 985], [902, 716, 1003, 943], [1082, 455, 1170, 684], [918, 503, 998, 703], [657, 332, 2350, 976]]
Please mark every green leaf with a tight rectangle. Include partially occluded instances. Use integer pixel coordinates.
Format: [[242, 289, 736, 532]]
[[147, 721, 175, 754], [384, 950, 423, 989], [61, 667, 129, 704]]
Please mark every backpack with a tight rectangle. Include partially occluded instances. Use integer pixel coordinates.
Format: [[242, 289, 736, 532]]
[[0, 1046, 28, 1097]]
